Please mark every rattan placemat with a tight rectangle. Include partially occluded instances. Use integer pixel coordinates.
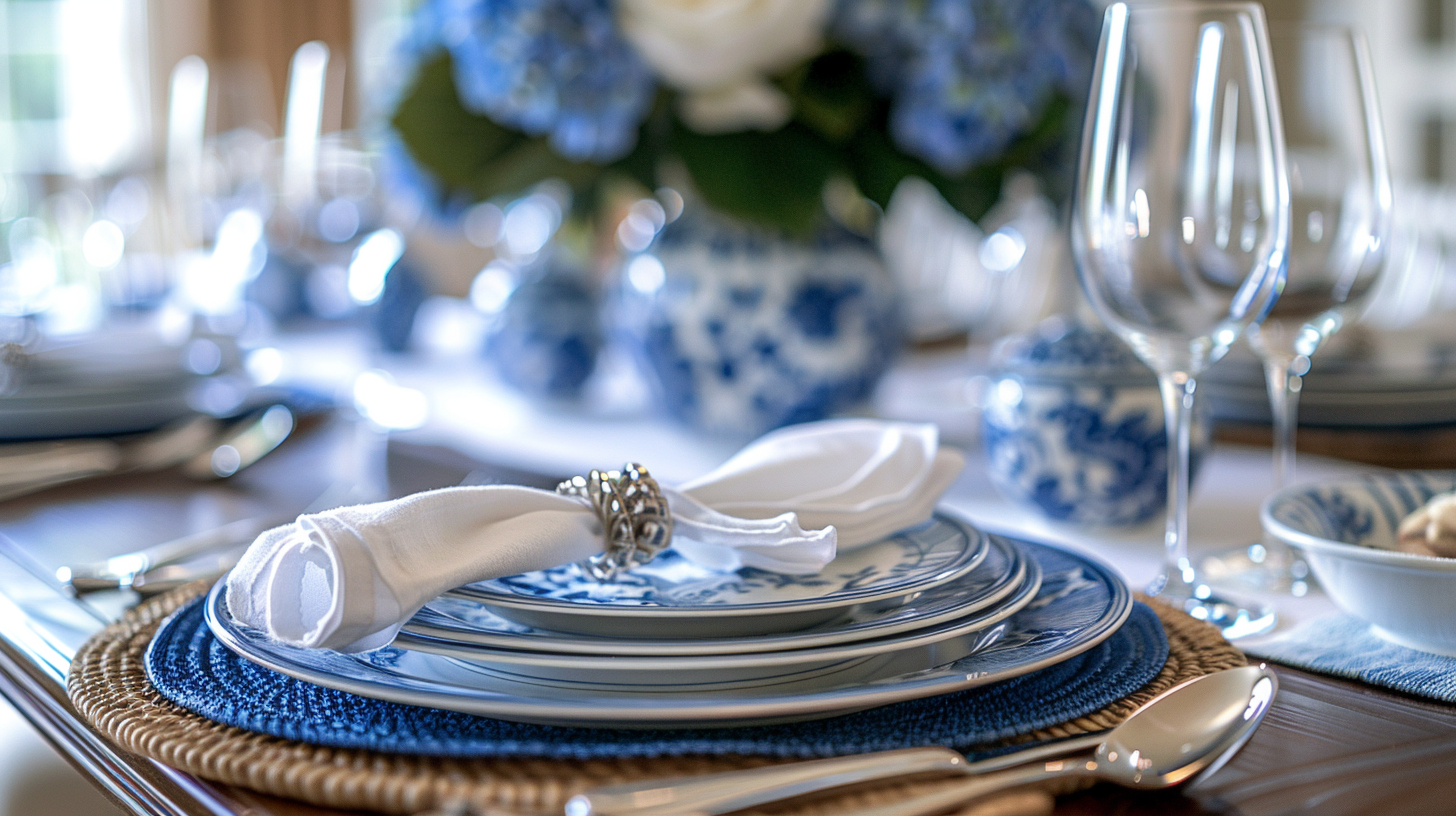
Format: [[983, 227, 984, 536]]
[[68, 583, 1243, 816]]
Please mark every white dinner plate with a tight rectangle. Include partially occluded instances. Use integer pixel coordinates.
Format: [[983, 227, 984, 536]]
[[394, 554, 1040, 686], [204, 535, 1132, 727], [459, 514, 989, 638], [403, 533, 1028, 656]]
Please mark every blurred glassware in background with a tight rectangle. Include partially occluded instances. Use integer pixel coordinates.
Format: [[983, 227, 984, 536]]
[[1200, 179, 1456, 431], [1360, 181, 1456, 330], [1203, 24, 1392, 594]]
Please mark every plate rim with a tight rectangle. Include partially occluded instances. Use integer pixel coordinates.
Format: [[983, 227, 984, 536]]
[[394, 556, 1041, 672], [203, 535, 1134, 727]]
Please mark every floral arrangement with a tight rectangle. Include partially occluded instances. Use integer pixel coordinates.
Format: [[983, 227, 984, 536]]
[[389, 0, 1100, 236]]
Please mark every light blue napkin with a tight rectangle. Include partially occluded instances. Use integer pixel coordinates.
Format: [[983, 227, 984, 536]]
[[1245, 615, 1456, 703]]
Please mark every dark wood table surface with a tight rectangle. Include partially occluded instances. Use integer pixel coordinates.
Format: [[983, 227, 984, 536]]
[[2, 419, 1454, 816]]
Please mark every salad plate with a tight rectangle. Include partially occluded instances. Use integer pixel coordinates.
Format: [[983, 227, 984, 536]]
[[393, 554, 1039, 685], [403, 533, 1028, 656], [204, 536, 1132, 727], [456, 514, 988, 638]]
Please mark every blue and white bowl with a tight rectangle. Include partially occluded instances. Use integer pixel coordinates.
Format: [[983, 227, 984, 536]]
[[1262, 471, 1456, 656], [982, 322, 1210, 526]]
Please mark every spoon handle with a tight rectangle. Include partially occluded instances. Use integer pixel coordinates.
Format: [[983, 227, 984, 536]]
[[568, 747, 970, 816], [835, 759, 1095, 816], [568, 735, 1109, 816]]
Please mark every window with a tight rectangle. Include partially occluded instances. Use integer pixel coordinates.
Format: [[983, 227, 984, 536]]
[[0, 0, 149, 175], [1421, 0, 1456, 46], [1423, 114, 1456, 183]]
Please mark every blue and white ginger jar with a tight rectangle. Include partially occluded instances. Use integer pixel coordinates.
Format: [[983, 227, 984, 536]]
[[621, 210, 902, 437], [483, 256, 602, 401], [981, 323, 1211, 526]]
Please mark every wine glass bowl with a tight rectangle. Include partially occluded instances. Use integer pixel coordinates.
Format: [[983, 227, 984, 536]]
[[1073, 2, 1290, 637], [1076, 5, 1287, 376], [1247, 25, 1390, 372], [1211, 24, 1393, 590]]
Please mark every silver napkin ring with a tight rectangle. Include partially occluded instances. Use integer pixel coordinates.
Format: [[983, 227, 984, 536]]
[[557, 462, 674, 582]]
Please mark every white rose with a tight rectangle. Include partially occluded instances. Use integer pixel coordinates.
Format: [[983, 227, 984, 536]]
[[618, 0, 832, 133]]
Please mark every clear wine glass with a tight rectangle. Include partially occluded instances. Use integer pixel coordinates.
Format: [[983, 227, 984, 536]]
[[1206, 24, 1393, 592], [1073, 2, 1289, 637]]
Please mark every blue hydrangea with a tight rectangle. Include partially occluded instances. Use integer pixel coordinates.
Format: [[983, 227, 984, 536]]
[[431, 0, 657, 164], [397, 0, 451, 63], [834, 0, 1100, 175]]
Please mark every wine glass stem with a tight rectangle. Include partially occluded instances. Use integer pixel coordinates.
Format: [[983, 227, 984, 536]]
[[1263, 355, 1301, 490], [1156, 372, 1198, 596]]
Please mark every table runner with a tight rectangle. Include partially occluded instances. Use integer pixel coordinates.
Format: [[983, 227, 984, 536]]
[[1247, 615, 1456, 703]]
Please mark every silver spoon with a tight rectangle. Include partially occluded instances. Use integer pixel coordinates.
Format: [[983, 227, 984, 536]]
[[827, 664, 1276, 816], [568, 665, 1276, 816]]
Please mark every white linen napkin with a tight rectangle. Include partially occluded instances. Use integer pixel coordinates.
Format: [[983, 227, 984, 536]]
[[226, 419, 965, 652]]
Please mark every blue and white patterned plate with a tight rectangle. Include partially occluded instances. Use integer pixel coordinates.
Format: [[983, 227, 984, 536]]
[[393, 552, 1039, 686], [402, 534, 1027, 657], [204, 536, 1132, 727], [459, 514, 989, 638]]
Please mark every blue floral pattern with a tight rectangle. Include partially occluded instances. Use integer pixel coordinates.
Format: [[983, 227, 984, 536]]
[[408, 535, 1027, 656], [460, 515, 981, 609], [982, 325, 1209, 526], [621, 211, 902, 437], [1266, 472, 1456, 551], [483, 257, 602, 400]]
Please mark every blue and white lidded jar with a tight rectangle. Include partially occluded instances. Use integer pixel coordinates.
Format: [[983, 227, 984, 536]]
[[981, 321, 1211, 526]]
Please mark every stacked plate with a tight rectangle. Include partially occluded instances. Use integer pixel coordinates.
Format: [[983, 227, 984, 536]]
[[1203, 324, 1456, 428], [1, 324, 245, 439], [205, 515, 1133, 727]]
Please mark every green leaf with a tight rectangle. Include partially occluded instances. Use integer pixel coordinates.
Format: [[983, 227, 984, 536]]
[[605, 92, 671, 193], [671, 122, 840, 236], [389, 52, 599, 205], [848, 129, 998, 224], [390, 53, 515, 190], [782, 51, 875, 143]]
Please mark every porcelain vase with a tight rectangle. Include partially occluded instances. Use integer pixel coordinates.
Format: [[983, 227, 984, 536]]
[[619, 210, 902, 437]]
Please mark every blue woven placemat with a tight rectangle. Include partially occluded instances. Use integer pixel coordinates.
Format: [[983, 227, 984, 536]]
[[144, 573, 1167, 759], [1245, 615, 1456, 703]]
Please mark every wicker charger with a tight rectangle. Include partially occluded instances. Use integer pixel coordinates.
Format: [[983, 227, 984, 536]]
[[69, 583, 1244, 816]]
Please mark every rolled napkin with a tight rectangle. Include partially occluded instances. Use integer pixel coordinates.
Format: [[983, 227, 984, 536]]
[[226, 419, 965, 652]]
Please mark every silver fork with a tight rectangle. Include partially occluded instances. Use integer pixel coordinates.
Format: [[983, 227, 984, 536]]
[[0, 404, 294, 501], [57, 516, 283, 596]]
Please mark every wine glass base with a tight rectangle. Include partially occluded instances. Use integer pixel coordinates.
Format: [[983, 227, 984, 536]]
[[1202, 543, 1313, 596], [1151, 585, 1278, 640]]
